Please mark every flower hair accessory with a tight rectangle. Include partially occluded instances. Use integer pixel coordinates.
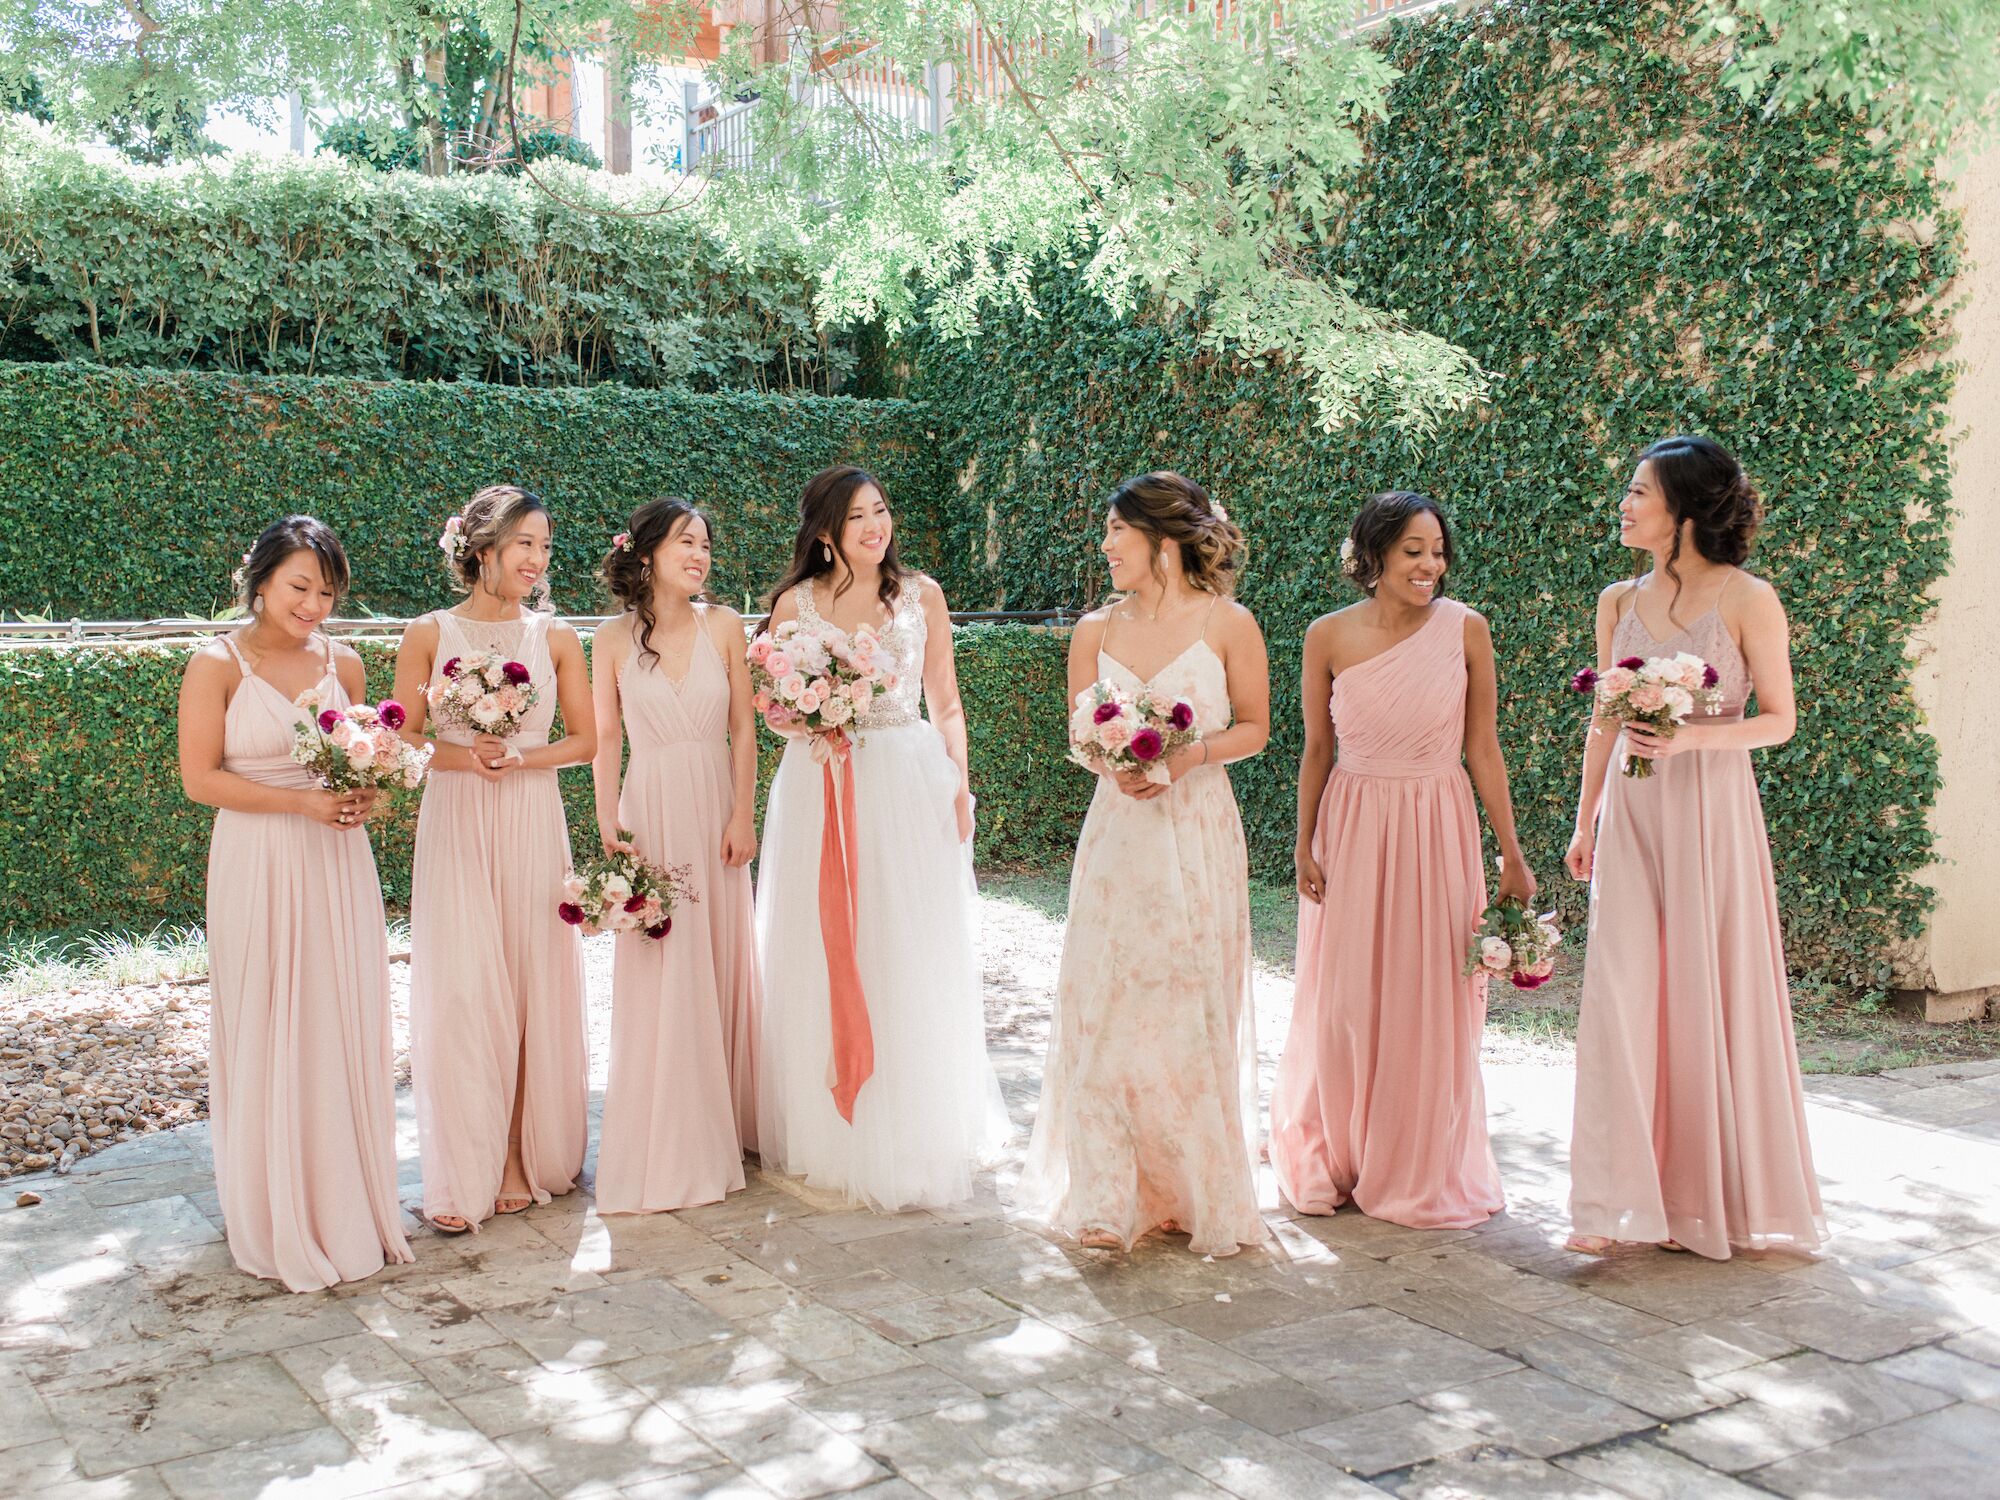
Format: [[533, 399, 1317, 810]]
[[439, 513, 468, 562], [1211, 502, 1230, 524], [1338, 537, 1360, 579], [232, 548, 252, 588], [612, 532, 633, 553]]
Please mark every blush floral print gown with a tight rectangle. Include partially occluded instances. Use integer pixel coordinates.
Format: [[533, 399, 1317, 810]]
[[1017, 616, 1267, 1255]]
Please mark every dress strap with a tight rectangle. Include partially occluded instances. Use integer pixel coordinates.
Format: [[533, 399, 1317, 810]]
[[797, 579, 822, 629], [218, 632, 253, 677]]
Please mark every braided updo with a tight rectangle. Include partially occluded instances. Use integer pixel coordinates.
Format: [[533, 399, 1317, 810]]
[[1106, 471, 1245, 596], [1639, 435, 1761, 615], [442, 484, 550, 599]]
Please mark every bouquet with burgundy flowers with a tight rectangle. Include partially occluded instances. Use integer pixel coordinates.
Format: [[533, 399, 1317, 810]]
[[1067, 680, 1200, 786], [1571, 652, 1722, 779], [290, 692, 430, 792], [429, 649, 540, 738], [747, 619, 897, 751], [1464, 900, 1564, 990], [558, 838, 699, 941]]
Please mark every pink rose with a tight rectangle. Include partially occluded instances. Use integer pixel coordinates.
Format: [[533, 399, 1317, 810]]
[[1598, 666, 1637, 696], [1479, 937, 1513, 972], [498, 686, 527, 714], [328, 719, 356, 748], [846, 680, 872, 706], [766, 652, 793, 678], [797, 688, 823, 714], [752, 690, 773, 714], [1098, 718, 1134, 752], [1628, 682, 1667, 714]]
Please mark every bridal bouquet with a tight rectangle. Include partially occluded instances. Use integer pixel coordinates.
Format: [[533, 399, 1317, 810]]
[[1067, 680, 1200, 786], [429, 650, 540, 738], [290, 695, 431, 792], [748, 620, 896, 747], [1464, 900, 1564, 990], [558, 839, 699, 941], [1571, 652, 1721, 779]]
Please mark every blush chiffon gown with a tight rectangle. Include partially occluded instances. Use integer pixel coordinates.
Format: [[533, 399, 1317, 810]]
[[1017, 610, 1268, 1256], [205, 632, 413, 1290], [1269, 597, 1505, 1230], [408, 608, 589, 1228], [594, 611, 758, 1213], [1568, 596, 1824, 1259]]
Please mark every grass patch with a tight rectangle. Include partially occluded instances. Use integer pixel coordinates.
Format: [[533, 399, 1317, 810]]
[[2, 923, 210, 997]]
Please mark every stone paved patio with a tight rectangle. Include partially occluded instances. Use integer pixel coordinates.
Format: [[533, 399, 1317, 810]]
[[6, 905, 2000, 1499]]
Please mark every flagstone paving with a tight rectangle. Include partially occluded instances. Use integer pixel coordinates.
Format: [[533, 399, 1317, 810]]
[[5, 904, 2000, 1498]]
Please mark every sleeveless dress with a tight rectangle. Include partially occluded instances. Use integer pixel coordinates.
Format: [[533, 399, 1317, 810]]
[[1016, 615, 1268, 1256], [1268, 598, 1504, 1230], [595, 612, 756, 1213], [205, 632, 412, 1290], [408, 609, 589, 1226], [754, 581, 1009, 1210], [1569, 594, 1825, 1259]]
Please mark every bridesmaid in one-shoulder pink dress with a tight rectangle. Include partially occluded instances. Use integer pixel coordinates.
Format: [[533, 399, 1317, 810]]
[[588, 500, 759, 1212], [178, 518, 412, 1290], [394, 487, 596, 1233], [1566, 437, 1822, 1260], [1272, 492, 1535, 1230]]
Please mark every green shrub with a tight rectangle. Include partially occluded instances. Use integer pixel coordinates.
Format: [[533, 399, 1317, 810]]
[[0, 362, 956, 619], [0, 125, 844, 390], [0, 625, 1080, 936], [897, 0, 1958, 993]]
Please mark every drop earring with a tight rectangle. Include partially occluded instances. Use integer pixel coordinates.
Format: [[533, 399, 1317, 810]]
[[821, 542, 833, 564]]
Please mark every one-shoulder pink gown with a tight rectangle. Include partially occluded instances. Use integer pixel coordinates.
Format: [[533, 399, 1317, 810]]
[[205, 633, 413, 1290], [1270, 598, 1504, 1230], [1569, 603, 1823, 1259], [594, 614, 756, 1213], [409, 610, 588, 1227]]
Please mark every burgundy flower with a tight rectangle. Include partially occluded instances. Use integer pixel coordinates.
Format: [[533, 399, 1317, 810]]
[[1702, 664, 1720, 688], [623, 894, 647, 914], [1093, 701, 1122, 725], [317, 708, 341, 733], [1616, 656, 1644, 671], [1168, 701, 1194, 731], [378, 700, 406, 730], [441, 656, 461, 678], [1570, 667, 1598, 694], [502, 660, 531, 685], [557, 902, 585, 926], [1510, 971, 1552, 990], [1130, 727, 1163, 761], [646, 919, 672, 940]]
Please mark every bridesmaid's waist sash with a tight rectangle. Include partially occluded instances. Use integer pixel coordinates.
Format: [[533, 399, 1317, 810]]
[[1335, 753, 1462, 779]]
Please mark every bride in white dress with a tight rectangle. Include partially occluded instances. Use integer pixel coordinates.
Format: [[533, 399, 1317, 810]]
[[755, 465, 1010, 1210]]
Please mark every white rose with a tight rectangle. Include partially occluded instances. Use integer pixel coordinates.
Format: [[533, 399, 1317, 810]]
[[820, 694, 853, 726], [1479, 937, 1513, 971], [1661, 685, 1694, 719], [602, 874, 632, 905]]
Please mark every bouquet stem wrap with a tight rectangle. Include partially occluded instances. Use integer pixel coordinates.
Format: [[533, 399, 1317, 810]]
[[815, 732, 873, 1122]]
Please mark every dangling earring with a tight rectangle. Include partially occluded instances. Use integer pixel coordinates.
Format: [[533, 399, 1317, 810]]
[[640, 563, 651, 583], [251, 595, 264, 615], [821, 541, 833, 564]]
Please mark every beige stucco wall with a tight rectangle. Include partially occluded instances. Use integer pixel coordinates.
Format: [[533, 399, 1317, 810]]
[[1905, 142, 2000, 998]]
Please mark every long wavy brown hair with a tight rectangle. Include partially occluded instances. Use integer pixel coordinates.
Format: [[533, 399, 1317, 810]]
[[600, 497, 712, 667], [764, 464, 907, 615], [1106, 471, 1246, 597]]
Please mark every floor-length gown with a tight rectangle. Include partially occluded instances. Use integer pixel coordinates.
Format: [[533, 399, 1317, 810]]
[[1016, 622, 1268, 1256], [595, 614, 754, 1213], [1570, 600, 1824, 1259], [206, 633, 413, 1290], [755, 581, 1009, 1210], [1268, 598, 1503, 1230], [409, 609, 588, 1226]]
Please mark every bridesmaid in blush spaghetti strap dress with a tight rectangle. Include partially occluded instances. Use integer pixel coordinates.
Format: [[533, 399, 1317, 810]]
[[1565, 438, 1822, 1260], [589, 501, 758, 1212], [1271, 493, 1535, 1231], [394, 487, 595, 1233], [178, 518, 411, 1290]]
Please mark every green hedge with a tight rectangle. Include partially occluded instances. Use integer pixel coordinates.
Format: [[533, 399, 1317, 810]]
[[898, 0, 1958, 993], [0, 626, 1081, 936], [0, 125, 850, 392], [0, 362, 957, 619]]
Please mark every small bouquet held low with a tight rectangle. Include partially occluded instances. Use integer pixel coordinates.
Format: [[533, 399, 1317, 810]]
[[1465, 900, 1564, 991], [1571, 652, 1722, 779], [558, 838, 699, 941], [748, 620, 897, 755], [1067, 680, 1200, 786], [291, 692, 431, 792], [428, 650, 540, 738]]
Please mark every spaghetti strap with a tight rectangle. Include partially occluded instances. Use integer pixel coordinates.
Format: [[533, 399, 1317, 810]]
[[219, 632, 253, 676]]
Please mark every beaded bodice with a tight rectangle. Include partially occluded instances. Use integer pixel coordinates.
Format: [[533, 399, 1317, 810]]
[[797, 579, 925, 730]]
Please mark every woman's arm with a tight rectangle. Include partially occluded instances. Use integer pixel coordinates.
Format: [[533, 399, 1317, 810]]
[[392, 615, 487, 778], [513, 622, 597, 771], [714, 607, 760, 867], [177, 648, 359, 829], [1565, 584, 1627, 882], [590, 615, 630, 853], [1295, 618, 1336, 902], [1625, 575, 1796, 760], [1461, 611, 1535, 902], [917, 578, 976, 843]]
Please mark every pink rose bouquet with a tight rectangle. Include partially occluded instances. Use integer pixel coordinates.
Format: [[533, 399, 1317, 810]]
[[748, 620, 897, 752], [428, 649, 540, 739], [1067, 680, 1199, 786], [290, 696, 430, 792], [558, 836, 699, 941], [1463, 900, 1564, 990], [1571, 651, 1722, 779]]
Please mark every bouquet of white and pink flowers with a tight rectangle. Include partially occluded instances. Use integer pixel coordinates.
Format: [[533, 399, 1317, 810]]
[[1067, 680, 1200, 786], [557, 839, 699, 941], [1571, 651, 1722, 779], [1464, 900, 1564, 991], [747, 620, 897, 747], [290, 693, 431, 792], [429, 650, 540, 739]]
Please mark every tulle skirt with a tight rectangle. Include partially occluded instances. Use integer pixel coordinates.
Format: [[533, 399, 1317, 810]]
[[755, 722, 1009, 1210]]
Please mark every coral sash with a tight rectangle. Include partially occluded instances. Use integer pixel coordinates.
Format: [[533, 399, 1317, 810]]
[[816, 734, 874, 1121]]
